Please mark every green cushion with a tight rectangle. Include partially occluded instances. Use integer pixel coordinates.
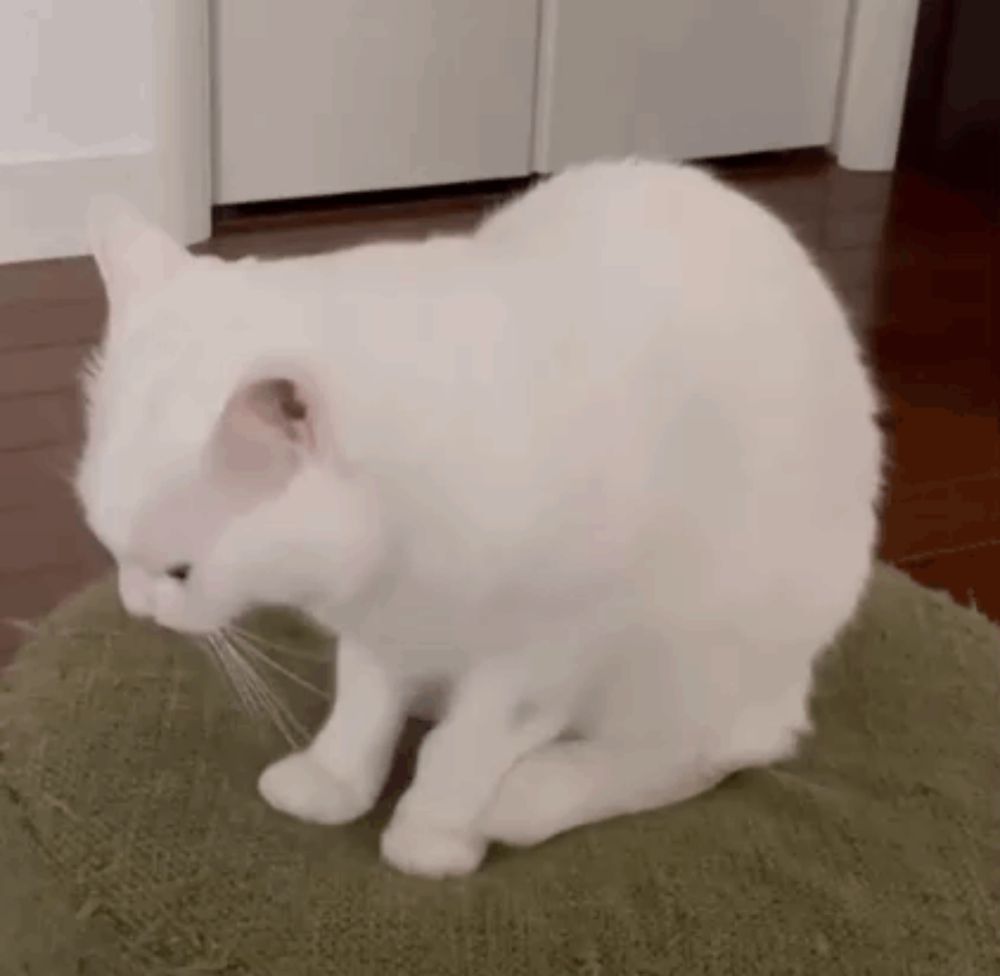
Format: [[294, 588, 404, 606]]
[[1, 565, 997, 976]]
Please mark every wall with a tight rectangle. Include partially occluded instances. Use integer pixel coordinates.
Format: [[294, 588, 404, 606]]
[[0, 0, 211, 264], [0, 0, 154, 166]]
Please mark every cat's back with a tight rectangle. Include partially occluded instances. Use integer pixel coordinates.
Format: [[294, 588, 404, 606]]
[[475, 159, 879, 535], [478, 159, 764, 269], [477, 160, 825, 348], [481, 159, 869, 403]]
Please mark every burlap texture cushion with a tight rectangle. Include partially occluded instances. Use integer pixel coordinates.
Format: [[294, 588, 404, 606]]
[[1, 564, 997, 976]]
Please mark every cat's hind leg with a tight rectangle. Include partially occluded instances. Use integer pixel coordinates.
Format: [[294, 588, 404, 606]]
[[483, 670, 812, 849], [482, 738, 726, 848], [380, 653, 575, 877]]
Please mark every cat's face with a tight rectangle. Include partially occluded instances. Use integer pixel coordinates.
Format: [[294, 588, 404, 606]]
[[76, 199, 383, 634]]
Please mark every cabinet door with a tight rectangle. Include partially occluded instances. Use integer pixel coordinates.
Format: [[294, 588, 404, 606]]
[[213, 0, 539, 204], [535, 0, 850, 170]]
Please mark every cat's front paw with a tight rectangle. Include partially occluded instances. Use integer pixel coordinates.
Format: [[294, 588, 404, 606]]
[[380, 811, 487, 878], [258, 751, 370, 825]]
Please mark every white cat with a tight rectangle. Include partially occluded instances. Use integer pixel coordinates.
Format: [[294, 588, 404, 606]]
[[77, 160, 881, 878]]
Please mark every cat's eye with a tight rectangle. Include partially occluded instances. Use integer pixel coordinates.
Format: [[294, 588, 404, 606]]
[[166, 563, 191, 582]]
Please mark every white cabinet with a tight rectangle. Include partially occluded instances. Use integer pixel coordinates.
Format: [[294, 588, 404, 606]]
[[211, 0, 896, 207], [534, 0, 851, 170], [212, 0, 540, 204]]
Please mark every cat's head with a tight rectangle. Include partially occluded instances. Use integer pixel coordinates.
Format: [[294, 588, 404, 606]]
[[76, 199, 384, 634]]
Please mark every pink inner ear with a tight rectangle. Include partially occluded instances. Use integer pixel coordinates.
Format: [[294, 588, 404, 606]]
[[219, 377, 316, 464], [208, 373, 320, 497], [268, 379, 309, 426], [210, 393, 300, 501], [244, 378, 313, 446]]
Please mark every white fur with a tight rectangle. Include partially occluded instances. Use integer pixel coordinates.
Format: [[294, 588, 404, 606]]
[[77, 160, 881, 877]]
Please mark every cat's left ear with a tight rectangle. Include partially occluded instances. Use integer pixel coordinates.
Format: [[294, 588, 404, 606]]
[[88, 196, 191, 316]]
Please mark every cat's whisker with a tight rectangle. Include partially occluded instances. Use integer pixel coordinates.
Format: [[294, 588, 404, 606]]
[[227, 624, 329, 662], [209, 633, 273, 731], [199, 633, 231, 688], [225, 653, 313, 744], [215, 632, 308, 746], [224, 630, 332, 701], [199, 634, 227, 684], [208, 632, 279, 730], [216, 636, 273, 723], [238, 662, 308, 747], [201, 633, 257, 718]]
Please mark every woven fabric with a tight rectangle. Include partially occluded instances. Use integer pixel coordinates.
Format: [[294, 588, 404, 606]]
[[1, 565, 998, 976]]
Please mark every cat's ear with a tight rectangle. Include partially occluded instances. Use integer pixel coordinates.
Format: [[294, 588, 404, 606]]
[[229, 377, 315, 450], [209, 375, 320, 498], [88, 196, 190, 315]]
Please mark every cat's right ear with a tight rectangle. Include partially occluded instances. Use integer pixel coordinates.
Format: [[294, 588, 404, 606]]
[[88, 196, 190, 319]]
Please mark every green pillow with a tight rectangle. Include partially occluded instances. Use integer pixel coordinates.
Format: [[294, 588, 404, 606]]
[[1, 564, 997, 976]]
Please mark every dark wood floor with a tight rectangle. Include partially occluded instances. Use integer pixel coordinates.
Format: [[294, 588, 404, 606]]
[[1, 154, 998, 661]]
